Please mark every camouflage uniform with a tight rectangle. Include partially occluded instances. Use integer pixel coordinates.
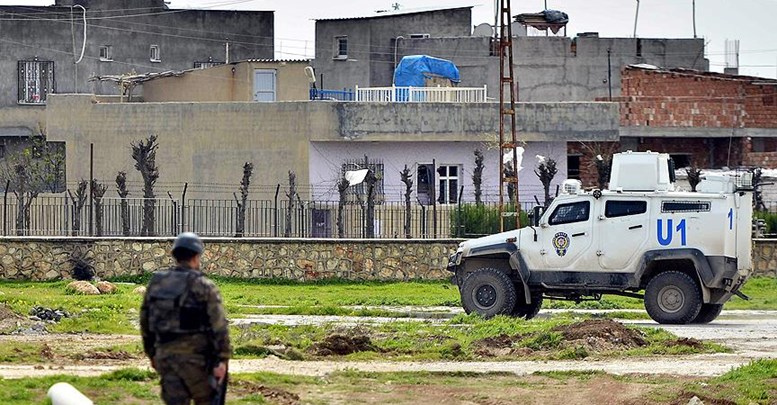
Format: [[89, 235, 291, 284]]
[[140, 265, 232, 405]]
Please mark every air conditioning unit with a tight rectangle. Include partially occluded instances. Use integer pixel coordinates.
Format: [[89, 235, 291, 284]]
[[409, 33, 430, 39]]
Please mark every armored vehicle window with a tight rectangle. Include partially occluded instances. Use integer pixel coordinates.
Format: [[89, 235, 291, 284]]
[[661, 201, 710, 213], [549, 201, 590, 225], [605, 200, 647, 218]]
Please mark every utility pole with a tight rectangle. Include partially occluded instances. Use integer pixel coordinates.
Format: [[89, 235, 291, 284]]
[[692, 0, 697, 38], [607, 48, 612, 101], [498, 0, 520, 231], [633, 0, 640, 38]]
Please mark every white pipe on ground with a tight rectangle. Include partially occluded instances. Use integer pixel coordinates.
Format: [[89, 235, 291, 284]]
[[47, 382, 94, 405]]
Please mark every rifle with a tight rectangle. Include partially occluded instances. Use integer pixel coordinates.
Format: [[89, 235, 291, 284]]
[[211, 371, 228, 405]]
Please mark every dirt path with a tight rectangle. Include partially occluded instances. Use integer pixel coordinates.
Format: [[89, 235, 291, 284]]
[[0, 311, 774, 379]]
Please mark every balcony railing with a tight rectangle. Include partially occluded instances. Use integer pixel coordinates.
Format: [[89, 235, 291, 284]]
[[309, 88, 355, 101], [354, 85, 488, 103]]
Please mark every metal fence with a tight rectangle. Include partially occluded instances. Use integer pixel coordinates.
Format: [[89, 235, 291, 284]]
[[0, 195, 534, 239], [309, 88, 355, 101]]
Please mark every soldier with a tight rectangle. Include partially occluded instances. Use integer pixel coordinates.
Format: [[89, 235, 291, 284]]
[[140, 232, 232, 405]]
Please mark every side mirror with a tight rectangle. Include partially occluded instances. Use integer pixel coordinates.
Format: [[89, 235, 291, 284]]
[[532, 205, 545, 227]]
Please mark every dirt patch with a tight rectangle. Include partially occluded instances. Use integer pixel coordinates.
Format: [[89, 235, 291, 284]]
[[554, 319, 648, 350], [232, 380, 300, 405], [472, 334, 535, 358], [75, 350, 136, 361], [0, 304, 28, 334], [668, 392, 737, 405], [666, 337, 705, 350], [308, 330, 377, 356]]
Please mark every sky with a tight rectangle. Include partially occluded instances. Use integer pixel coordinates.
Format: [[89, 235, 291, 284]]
[[2, 0, 776, 78]]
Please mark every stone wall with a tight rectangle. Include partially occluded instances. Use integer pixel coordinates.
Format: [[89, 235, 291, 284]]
[[753, 239, 777, 278], [0, 238, 459, 281], [1, 237, 773, 282]]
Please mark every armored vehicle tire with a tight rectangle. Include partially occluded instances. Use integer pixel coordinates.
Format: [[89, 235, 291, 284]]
[[512, 292, 543, 320], [461, 268, 517, 319], [644, 271, 703, 324], [692, 303, 724, 324]]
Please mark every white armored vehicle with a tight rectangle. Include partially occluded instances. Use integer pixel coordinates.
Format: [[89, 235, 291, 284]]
[[447, 151, 753, 324]]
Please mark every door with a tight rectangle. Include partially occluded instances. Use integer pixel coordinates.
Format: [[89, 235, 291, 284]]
[[598, 198, 649, 270], [539, 199, 595, 270], [253, 69, 276, 102]]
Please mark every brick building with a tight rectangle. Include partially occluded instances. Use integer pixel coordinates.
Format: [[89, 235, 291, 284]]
[[569, 66, 777, 186]]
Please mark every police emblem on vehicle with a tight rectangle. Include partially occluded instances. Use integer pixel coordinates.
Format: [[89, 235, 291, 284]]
[[552, 232, 570, 257]]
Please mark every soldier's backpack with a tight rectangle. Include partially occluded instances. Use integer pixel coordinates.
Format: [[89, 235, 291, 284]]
[[147, 270, 210, 335]]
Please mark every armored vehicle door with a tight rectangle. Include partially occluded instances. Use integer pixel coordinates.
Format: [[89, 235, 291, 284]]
[[597, 198, 649, 270], [539, 198, 596, 270]]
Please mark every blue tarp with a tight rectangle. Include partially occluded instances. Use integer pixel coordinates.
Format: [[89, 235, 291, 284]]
[[393, 55, 461, 87]]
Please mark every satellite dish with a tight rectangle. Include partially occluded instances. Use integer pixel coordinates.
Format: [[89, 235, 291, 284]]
[[304, 66, 316, 84], [472, 23, 493, 37]]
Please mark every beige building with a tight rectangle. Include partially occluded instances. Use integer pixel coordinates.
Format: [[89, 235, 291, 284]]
[[140, 60, 312, 103]]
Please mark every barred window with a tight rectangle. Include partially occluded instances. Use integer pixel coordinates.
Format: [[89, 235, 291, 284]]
[[194, 60, 225, 69], [341, 159, 384, 204], [18, 60, 54, 105]]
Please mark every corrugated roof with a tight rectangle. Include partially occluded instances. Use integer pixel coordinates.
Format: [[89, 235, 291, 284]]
[[315, 6, 472, 21]]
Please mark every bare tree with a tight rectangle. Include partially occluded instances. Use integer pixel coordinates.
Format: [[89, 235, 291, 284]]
[[234, 162, 254, 237], [400, 164, 413, 239], [579, 142, 619, 190], [503, 161, 517, 204], [67, 180, 88, 236], [131, 135, 160, 236], [534, 157, 558, 207], [284, 171, 297, 237], [91, 180, 107, 236], [0, 134, 65, 235], [752, 167, 766, 212], [363, 156, 378, 239], [686, 167, 702, 192], [115, 171, 130, 236], [336, 176, 348, 238], [472, 149, 484, 205]]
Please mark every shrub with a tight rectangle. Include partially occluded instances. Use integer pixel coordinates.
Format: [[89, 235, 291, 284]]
[[450, 204, 529, 237]]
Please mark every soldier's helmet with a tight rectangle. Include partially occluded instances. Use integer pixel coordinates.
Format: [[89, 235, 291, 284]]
[[172, 232, 204, 255]]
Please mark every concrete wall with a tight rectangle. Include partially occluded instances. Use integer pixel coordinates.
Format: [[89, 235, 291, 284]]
[[0, 4, 273, 108], [45, 95, 618, 200], [142, 61, 312, 102], [387, 36, 708, 102], [309, 141, 567, 204], [314, 8, 472, 90], [0, 237, 457, 281], [45, 95, 315, 201]]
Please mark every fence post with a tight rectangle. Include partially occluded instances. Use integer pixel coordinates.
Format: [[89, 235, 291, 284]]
[[457, 185, 464, 238], [180, 183, 188, 233], [273, 184, 280, 237], [2, 180, 8, 236], [354, 85, 359, 102]]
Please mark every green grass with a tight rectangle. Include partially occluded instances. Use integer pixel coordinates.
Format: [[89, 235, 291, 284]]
[[1, 362, 772, 405], [230, 314, 722, 361], [0, 276, 773, 335]]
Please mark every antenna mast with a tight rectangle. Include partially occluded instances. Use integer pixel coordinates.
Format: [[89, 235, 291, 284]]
[[498, 0, 520, 231]]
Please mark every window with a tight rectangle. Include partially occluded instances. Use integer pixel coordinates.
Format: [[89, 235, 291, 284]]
[[605, 200, 647, 218], [437, 165, 461, 204], [334, 36, 348, 59], [670, 154, 691, 169], [567, 155, 581, 180], [549, 201, 590, 225], [194, 60, 225, 69], [417, 163, 434, 205], [661, 200, 710, 213], [99, 45, 113, 61], [341, 159, 385, 204], [253, 69, 276, 102], [150, 45, 161, 62], [18, 60, 54, 105]]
